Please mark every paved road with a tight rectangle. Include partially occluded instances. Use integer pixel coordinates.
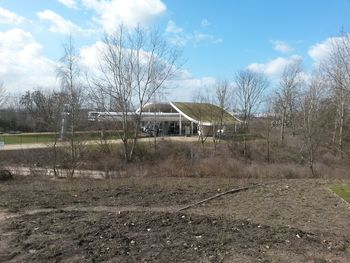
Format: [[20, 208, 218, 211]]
[[0, 136, 199, 151]]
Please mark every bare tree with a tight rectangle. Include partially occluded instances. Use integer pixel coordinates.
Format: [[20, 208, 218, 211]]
[[192, 89, 212, 147], [213, 80, 231, 149], [0, 82, 7, 108], [300, 73, 327, 175], [321, 31, 350, 155], [274, 60, 303, 144], [90, 25, 181, 162], [263, 99, 275, 163], [21, 89, 66, 175], [57, 36, 85, 176], [21, 89, 63, 131], [234, 69, 269, 131]]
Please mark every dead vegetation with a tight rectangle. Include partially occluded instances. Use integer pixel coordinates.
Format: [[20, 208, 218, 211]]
[[1, 134, 350, 180]]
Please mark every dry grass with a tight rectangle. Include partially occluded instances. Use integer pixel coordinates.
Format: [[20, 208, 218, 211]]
[[124, 140, 350, 179], [1, 137, 350, 180]]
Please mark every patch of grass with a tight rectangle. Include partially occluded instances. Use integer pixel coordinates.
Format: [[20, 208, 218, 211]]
[[331, 185, 350, 203], [0, 133, 56, 144]]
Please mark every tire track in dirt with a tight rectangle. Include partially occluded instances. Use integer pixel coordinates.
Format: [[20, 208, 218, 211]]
[[0, 205, 182, 222], [0, 184, 258, 221]]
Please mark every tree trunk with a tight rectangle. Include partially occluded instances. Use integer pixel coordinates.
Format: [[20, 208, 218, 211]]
[[53, 132, 59, 177], [339, 101, 344, 157], [243, 135, 247, 160], [128, 113, 142, 162], [291, 111, 296, 136], [309, 145, 315, 176], [332, 116, 338, 145], [280, 109, 286, 144], [101, 124, 106, 140], [122, 138, 129, 162], [213, 125, 217, 152], [70, 121, 75, 178], [266, 123, 270, 163]]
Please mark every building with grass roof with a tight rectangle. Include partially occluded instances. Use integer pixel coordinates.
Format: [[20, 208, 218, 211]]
[[89, 102, 242, 137]]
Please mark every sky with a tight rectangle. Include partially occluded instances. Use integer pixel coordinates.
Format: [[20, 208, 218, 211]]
[[1, 0, 350, 101]]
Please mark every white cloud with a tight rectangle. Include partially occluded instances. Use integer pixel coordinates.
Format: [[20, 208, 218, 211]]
[[193, 31, 222, 44], [201, 19, 210, 27], [247, 55, 302, 77], [37, 10, 94, 36], [166, 20, 183, 34], [166, 20, 222, 47], [82, 0, 167, 34], [308, 37, 342, 63], [58, 0, 78, 9], [166, 69, 217, 101], [271, 40, 293, 53], [0, 7, 25, 25], [0, 28, 58, 92], [165, 20, 188, 46], [79, 41, 104, 72]]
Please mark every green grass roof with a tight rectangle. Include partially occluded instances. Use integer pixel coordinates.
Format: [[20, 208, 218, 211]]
[[171, 102, 240, 124]]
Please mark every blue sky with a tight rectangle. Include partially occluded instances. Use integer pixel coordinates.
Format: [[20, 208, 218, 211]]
[[1, 0, 350, 100]]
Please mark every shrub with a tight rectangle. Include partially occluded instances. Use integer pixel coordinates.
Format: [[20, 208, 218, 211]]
[[0, 169, 13, 181]]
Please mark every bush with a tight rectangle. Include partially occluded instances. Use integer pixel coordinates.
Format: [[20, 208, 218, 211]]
[[0, 169, 13, 181]]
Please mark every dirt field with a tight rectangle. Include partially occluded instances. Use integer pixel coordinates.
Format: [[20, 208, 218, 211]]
[[0, 176, 349, 262]]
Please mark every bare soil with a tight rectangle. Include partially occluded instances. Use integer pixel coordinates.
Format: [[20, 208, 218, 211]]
[[0, 176, 349, 262]]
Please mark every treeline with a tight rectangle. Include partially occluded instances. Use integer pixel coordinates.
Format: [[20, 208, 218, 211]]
[[0, 27, 350, 173], [187, 30, 350, 174], [0, 98, 91, 133]]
